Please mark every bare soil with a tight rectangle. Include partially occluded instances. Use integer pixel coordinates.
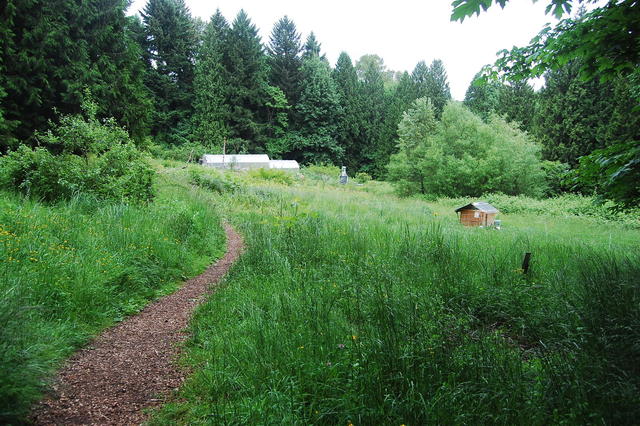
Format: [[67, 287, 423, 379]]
[[31, 223, 244, 425]]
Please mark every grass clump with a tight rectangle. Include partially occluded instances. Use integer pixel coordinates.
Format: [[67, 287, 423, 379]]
[[0, 181, 225, 423], [188, 167, 243, 194], [247, 168, 295, 185]]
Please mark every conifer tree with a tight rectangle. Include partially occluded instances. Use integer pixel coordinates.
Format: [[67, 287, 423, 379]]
[[192, 10, 229, 148], [141, 0, 197, 144], [426, 59, 452, 118], [377, 71, 418, 175], [464, 70, 501, 120], [293, 57, 343, 163], [267, 16, 303, 108], [302, 32, 324, 60], [496, 80, 536, 132], [533, 61, 639, 166], [1, 0, 151, 149], [223, 9, 271, 152], [332, 52, 365, 170], [355, 54, 388, 174], [411, 61, 430, 99]]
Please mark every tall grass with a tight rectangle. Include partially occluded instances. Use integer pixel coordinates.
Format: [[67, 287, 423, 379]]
[[0, 182, 225, 423], [151, 179, 639, 425]]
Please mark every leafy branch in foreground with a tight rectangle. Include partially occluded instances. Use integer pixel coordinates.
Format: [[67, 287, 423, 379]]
[[452, 0, 640, 83]]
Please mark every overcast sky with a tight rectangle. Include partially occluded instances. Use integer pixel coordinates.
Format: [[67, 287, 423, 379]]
[[127, 0, 561, 100]]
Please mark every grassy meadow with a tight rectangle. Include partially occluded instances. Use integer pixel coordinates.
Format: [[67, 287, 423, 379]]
[[0, 173, 226, 423], [151, 165, 639, 425]]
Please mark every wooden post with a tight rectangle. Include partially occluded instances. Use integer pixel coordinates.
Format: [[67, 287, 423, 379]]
[[522, 252, 532, 274]]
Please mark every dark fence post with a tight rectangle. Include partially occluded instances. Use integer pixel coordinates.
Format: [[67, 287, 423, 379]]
[[522, 252, 532, 274]]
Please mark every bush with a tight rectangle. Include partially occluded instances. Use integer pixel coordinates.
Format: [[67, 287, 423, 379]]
[[247, 168, 294, 185], [388, 100, 545, 197], [0, 107, 155, 203], [354, 172, 372, 184], [188, 168, 242, 194], [302, 164, 340, 181], [541, 160, 571, 196]]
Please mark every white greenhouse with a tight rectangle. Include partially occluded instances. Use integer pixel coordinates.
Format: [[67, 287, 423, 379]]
[[269, 160, 300, 172], [201, 154, 270, 170], [201, 154, 300, 172]]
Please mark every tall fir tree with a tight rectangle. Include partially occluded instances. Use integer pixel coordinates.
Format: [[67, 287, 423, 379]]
[[496, 80, 536, 132], [464, 70, 501, 120], [222, 9, 271, 152], [411, 61, 430, 99], [0, 0, 151, 150], [426, 59, 452, 118], [302, 32, 324, 60], [293, 56, 343, 163], [191, 9, 229, 148], [533, 60, 639, 166], [267, 16, 303, 109], [332, 52, 365, 171], [464, 69, 536, 132], [141, 0, 197, 144], [355, 54, 388, 175], [377, 71, 418, 176]]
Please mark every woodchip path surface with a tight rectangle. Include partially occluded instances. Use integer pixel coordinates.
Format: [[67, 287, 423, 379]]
[[32, 223, 244, 425]]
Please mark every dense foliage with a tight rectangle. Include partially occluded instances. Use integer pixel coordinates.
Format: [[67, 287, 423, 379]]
[[0, 99, 155, 203], [388, 99, 544, 197], [455, 0, 640, 206]]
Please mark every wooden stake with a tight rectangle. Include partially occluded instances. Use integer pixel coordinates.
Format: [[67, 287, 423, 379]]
[[522, 252, 532, 274]]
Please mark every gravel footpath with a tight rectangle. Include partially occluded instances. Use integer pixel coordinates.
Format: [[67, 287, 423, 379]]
[[32, 223, 244, 425]]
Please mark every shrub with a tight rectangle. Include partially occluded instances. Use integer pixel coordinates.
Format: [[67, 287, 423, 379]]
[[388, 100, 545, 197], [354, 172, 372, 184], [247, 168, 294, 185], [188, 168, 241, 194], [0, 106, 155, 203]]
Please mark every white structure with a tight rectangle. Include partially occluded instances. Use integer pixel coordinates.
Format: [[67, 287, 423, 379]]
[[201, 154, 270, 170], [201, 154, 300, 172], [269, 160, 300, 172]]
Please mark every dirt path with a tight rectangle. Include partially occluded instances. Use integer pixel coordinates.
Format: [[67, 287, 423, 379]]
[[32, 223, 244, 425]]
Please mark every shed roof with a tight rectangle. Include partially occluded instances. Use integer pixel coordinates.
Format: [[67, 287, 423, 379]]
[[455, 202, 499, 214], [202, 154, 270, 164]]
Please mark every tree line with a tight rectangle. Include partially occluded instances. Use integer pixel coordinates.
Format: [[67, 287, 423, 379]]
[[0, 0, 637, 202], [0, 0, 452, 177]]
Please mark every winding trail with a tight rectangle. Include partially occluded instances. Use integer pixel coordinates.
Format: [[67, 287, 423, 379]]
[[32, 223, 244, 425]]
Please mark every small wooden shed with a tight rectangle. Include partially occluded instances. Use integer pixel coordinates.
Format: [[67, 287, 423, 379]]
[[455, 202, 499, 227]]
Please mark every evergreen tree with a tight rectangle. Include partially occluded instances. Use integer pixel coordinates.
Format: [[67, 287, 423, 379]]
[[191, 9, 229, 148], [223, 9, 271, 152], [141, 0, 197, 144], [84, 3, 152, 143], [426, 59, 452, 118], [332, 52, 365, 171], [293, 57, 343, 163], [496, 80, 536, 132], [411, 61, 430, 99], [355, 54, 388, 175], [464, 70, 501, 120], [302, 32, 323, 60], [465, 70, 536, 131], [0, 0, 151, 149], [533, 61, 639, 166], [267, 16, 303, 108], [377, 71, 418, 176]]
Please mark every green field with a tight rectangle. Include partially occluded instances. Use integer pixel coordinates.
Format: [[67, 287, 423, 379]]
[[0, 174, 226, 423], [148, 165, 640, 425]]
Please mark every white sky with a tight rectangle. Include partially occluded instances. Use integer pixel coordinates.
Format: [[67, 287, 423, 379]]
[[127, 0, 560, 100]]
